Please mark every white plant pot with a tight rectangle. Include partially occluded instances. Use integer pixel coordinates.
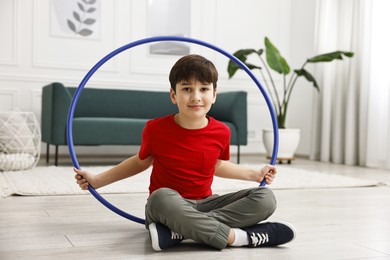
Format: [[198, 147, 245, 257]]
[[262, 128, 301, 160]]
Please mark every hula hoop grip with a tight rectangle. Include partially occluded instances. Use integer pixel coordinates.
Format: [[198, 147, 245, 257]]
[[67, 35, 278, 223]]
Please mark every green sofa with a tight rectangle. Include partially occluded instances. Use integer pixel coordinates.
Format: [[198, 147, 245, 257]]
[[41, 82, 247, 165]]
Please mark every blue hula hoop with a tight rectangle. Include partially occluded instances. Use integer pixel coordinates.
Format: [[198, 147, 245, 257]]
[[67, 36, 279, 225]]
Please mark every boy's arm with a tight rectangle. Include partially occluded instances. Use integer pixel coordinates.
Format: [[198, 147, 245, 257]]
[[214, 160, 277, 185], [75, 153, 153, 190]]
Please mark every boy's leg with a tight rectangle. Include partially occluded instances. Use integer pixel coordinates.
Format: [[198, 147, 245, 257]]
[[145, 187, 294, 250], [199, 187, 277, 228], [197, 187, 296, 247], [145, 188, 230, 250]]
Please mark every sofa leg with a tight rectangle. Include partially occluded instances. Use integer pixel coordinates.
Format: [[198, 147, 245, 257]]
[[237, 145, 240, 164], [55, 145, 59, 166], [46, 143, 49, 163]]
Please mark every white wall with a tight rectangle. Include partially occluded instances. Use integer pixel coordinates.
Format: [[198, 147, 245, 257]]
[[287, 0, 318, 156], [0, 0, 317, 157]]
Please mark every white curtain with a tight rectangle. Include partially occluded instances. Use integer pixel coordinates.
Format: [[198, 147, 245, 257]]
[[365, 0, 390, 169], [310, 0, 390, 169]]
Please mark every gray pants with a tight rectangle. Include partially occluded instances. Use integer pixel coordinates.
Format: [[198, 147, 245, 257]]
[[145, 186, 277, 249]]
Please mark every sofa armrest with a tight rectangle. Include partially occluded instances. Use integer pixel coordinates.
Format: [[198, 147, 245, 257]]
[[41, 82, 73, 145], [209, 91, 247, 145]]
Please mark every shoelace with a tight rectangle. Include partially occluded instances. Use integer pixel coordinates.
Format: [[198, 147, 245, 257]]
[[250, 232, 269, 246], [170, 231, 184, 240]]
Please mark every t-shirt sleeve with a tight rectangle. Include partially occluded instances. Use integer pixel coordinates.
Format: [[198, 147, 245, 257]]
[[138, 120, 152, 160], [219, 125, 231, 160]]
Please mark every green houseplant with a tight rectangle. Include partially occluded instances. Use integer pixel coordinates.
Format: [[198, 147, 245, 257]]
[[227, 37, 354, 129], [228, 37, 353, 161]]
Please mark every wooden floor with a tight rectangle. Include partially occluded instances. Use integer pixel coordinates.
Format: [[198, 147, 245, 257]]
[[1, 155, 390, 260]]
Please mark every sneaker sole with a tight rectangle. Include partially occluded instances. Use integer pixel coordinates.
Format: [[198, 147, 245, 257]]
[[149, 223, 162, 251]]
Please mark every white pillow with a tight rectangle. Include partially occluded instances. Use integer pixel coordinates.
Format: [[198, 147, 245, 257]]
[[0, 153, 35, 171]]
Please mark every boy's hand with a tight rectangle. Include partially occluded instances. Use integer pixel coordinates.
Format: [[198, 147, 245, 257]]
[[74, 168, 97, 190], [259, 165, 277, 185]]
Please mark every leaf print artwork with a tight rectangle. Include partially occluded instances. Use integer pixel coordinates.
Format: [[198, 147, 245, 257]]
[[67, 0, 97, 37]]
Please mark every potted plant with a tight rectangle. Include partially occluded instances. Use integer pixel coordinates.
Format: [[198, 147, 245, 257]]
[[227, 37, 353, 162]]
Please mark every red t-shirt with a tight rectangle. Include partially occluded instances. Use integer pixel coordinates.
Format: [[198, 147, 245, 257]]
[[139, 115, 230, 199]]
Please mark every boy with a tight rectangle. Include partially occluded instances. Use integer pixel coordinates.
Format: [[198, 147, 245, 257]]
[[75, 54, 295, 251]]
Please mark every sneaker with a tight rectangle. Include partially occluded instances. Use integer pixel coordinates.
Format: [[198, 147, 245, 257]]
[[149, 222, 184, 251], [242, 221, 296, 247]]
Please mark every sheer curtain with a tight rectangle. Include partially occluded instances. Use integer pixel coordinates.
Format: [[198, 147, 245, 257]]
[[310, 0, 390, 169], [365, 0, 390, 169]]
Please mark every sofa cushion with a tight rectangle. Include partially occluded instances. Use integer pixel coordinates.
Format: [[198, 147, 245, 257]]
[[69, 88, 178, 119], [72, 117, 147, 145], [72, 118, 239, 147]]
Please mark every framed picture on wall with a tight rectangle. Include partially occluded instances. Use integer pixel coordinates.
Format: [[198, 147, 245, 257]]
[[50, 0, 101, 39], [147, 0, 191, 55]]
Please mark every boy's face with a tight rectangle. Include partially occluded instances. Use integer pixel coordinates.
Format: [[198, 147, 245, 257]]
[[170, 79, 216, 122]]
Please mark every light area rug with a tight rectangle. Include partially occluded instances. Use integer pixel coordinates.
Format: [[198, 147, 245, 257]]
[[0, 165, 383, 198]]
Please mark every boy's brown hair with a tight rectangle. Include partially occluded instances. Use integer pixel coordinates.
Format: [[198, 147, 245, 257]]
[[169, 54, 218, 91]]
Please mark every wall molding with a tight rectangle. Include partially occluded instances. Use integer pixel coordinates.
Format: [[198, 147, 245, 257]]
[[0, 72, 171, 92], [0, 0, 19, 66], [31, 88, 42, 120], [31, 0, 118, 72], [0, 88, 19, 110]]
